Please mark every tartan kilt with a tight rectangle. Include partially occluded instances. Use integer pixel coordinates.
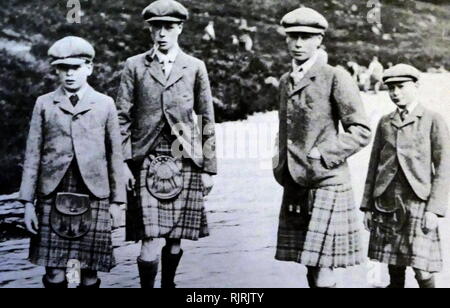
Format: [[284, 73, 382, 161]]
[[368, 172, 443, 273], [275, 177, 363, 268], [29, 162, 115, 272], [125, 134, 209, 242]]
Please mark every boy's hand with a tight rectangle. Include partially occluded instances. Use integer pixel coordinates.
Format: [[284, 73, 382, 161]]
[[422, 212, 439, 234], [124, 163, 136, 191], [24, 202, 39, 235], [110, 203, 124, 229], [202, 173, 214, 196], [363, 212, 372, 232]]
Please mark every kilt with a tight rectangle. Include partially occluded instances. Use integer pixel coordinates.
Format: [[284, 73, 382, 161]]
[[368, 171, 443, 273], [29, 161, 115, 272], [125, 132, 209, 241], [275, 176, 363, 268]]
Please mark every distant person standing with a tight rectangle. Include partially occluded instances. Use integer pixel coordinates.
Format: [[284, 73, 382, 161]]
[[273, 7, 371, 288], [238, 18, 256, 52], [361, 64, 450, 288], [368, 56, 384, 93], [116, 0, 217, 288], [202, 20, 216, 41]]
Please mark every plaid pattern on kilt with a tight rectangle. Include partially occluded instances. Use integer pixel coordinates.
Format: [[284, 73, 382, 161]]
[[126, 131, 209, 241], [368, 171, 443, 273], [29, 161, 115, 272], [276, 176, 363, 268]]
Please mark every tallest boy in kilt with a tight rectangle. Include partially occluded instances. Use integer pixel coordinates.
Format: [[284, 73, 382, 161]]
[[116, 0, 217, 288], [273, 8, 371, 288]]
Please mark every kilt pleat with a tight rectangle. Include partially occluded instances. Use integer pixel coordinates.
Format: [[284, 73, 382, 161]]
[[126, 133, 209, 241], [29, 161, 115, 272], [368, 172, 443, 273], [275, 180, 363, 268]]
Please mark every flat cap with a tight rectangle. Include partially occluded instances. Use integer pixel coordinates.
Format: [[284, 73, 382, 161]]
[[142, 0, 189, 23], [383, 63, 421, 84], [281, 7, 328, 34], [48, 36, 95, 66]]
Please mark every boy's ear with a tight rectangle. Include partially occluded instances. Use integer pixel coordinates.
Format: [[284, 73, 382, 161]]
[[86, 62, 94, 76]]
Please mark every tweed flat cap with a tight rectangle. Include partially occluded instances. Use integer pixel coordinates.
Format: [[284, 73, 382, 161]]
[[142, 0, 189, 23], [281, 7, 328, 34], [48, 36, 95, 66], [383, 63, 421, 84]]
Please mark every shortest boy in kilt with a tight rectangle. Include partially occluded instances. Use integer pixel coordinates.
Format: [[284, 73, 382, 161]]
[[361, 64, 450, 288], [19, 36, 126, 288]]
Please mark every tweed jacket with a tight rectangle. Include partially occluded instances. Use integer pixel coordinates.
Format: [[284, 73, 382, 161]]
[[19, 85, 126, 204], [361, 104, 450, 217], [116, 48, 217, 174], [273, 61, 371, 188]]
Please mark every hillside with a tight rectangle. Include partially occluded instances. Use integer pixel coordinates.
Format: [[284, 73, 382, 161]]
[[0, 0, 449, 194]]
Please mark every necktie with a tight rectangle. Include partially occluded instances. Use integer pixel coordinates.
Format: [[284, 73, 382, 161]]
[[69, 94, 79, 107], [400, 109, 409, 121], [290, 68, 304, 85]]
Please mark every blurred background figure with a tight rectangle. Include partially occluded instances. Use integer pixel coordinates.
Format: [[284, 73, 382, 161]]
[[238, 18, 256, 52], [231, 34, 239, 46], [202, 20, 216, 41], [368, 56, 384, 93], [264, 76, 279, 88], [239, 33, 253, 52]]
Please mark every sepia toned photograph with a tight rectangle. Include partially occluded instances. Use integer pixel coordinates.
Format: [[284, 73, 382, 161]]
[[0, 0, 449, 293]]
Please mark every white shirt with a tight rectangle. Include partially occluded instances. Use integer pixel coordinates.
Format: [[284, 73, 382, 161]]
[[398, 99, 419, 118], [155, 46, 179, 78], [63, 84, 88, 102], [291, 51, 318, 84]]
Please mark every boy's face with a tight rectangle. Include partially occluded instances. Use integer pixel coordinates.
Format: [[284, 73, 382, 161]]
[[149, 21, 183, 53], [286, 32, 323, 64], [56, 63, 93, 92], [387, 80, 419, 109]]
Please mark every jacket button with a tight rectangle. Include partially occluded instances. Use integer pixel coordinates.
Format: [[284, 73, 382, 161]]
[[288, 139, 293, 145], [287, 119, 292, 125]]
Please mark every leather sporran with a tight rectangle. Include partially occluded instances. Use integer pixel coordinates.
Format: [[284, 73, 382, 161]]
[[146, 155, 183, 200], [50, 193, 92, 240], [372, 196, 408, 240]]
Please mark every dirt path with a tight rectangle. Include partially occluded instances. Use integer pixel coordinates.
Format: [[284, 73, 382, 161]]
[[1, 74, 449, 288]]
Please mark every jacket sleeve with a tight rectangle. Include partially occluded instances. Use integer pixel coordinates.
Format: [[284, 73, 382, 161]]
[[18, 98, 44, 203], [194, 61, 217, 175], [317, 68, 372, 169], [106, 98, 127, 204], [360, 120, 383, 212], [427, 114, 450, 217], [115, 59, 135, 162]]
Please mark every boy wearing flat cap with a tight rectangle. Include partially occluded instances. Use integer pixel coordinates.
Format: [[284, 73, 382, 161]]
[[20, 36, 126, 288], [273, 7, 371, 288], [116, 0, 216, 288], [361, 64, 450, 288]]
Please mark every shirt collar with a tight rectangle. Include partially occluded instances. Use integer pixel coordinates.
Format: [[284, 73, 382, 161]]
[[63, 84, 88, 101], [398, 99, 419, 115], [155, 46, 179, 64], [292, 51, 318, 75]]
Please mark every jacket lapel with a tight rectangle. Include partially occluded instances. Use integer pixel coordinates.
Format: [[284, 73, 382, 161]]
[[53, 87, 74, 114], [165, 51, 188, 89], [391, 104, 424, 129], [73, 85, 95, 116], [390, 111, 403, 129], [144, 49, 167, 86], [288, 62, 321, 97], [402, 104, 424, 127]]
